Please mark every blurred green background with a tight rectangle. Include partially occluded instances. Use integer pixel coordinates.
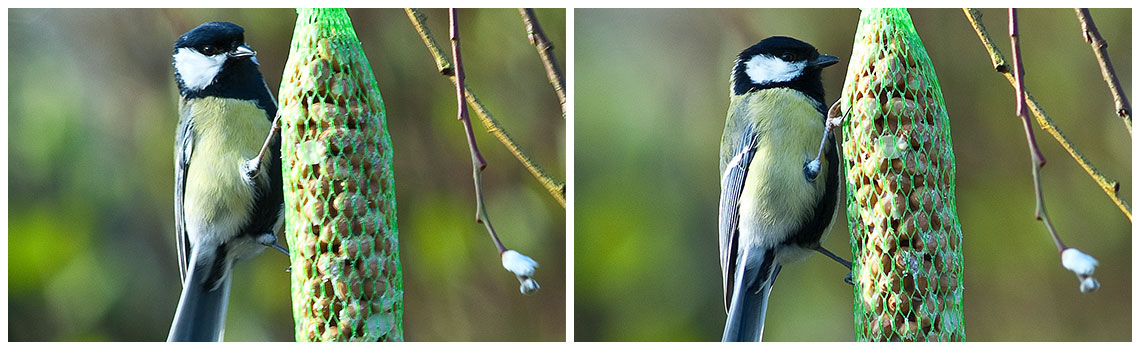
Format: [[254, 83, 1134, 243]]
[[575, 8, 1130, 341], [7, 8, 565, 341]]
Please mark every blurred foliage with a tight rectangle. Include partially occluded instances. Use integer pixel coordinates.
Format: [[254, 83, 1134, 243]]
[[575, 8, 1130, 341], [7, 8, 565, 341]]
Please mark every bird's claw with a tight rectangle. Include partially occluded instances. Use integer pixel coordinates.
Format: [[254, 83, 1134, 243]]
[[825, 100, 845, 130]]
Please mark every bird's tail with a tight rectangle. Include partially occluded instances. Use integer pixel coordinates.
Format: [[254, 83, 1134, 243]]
[[722, 248, 779, 342], [168, 252, 232, 342]]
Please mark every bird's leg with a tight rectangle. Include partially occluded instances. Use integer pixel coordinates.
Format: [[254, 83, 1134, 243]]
[[260, 215, 291, 272], [256, 231, 291, 273], [814, 246, 851, 269], [269, 240, 289, 256], [256, 232, 289, 256], [814, 246, 854, 285], [804, 100, 845, 181], [243, 112, 282, 181]]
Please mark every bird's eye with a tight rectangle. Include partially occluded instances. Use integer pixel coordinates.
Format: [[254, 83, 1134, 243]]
[[200, 45, 219, 55], [780, 52, 795, 61]]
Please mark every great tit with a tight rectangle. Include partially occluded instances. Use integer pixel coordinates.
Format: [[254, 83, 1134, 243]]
[[718, 36, 842, 342], [168, 21, 284, 342]]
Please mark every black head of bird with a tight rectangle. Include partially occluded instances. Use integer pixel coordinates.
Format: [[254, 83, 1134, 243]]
[[173, 21, 269, 106], [731, 36, 839, 103]]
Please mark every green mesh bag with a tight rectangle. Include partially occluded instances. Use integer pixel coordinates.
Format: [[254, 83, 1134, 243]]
[[277, 8, 403, 341], [839, 8, 964, 342]]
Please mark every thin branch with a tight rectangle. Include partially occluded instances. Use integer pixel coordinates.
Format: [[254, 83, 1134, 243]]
[[449, 10, 485, 171], [406, 8, 566, 208], [518, 8, 566, 118], [967, 9, 1010, 74], [963, 8, 1131, 221], [450, 9, 507, 254], [1074, 8, 1132, 134], [1009, 8, 1065, 251]]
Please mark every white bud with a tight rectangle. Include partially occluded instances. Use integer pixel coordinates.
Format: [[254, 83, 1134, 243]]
[[1061, 248, 1100, 294], [519, 278, 540, 295], [1079, 277, 1100, 294], [501, 250, 540, 295], [1061, 248, 1098, 276]]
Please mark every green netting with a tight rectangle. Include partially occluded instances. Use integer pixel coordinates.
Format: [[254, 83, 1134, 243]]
[[278, 8, 403, 342], [839, 8, 964, 342]]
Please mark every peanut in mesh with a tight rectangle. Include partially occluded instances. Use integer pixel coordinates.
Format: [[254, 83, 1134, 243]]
[[846, 19, 960, 341], [282, 20, 396, 341]]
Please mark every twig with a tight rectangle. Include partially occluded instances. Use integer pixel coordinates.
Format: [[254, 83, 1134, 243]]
[[963, 8, 1131, 221], [1009, 8, 1065, 251], [518, 8, 566, 118], [450, 9, 507, 254], [406, 8, 566, 208], [1013, 9, 1103, 294], [1074, 8, 1132, 134]]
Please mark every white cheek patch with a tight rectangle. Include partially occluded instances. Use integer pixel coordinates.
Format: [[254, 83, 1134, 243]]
[[744, 55, 805, 85], [174, 47, 226, 91]]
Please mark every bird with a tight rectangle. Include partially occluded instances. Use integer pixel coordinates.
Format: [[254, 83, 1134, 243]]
[[168, 21, 285, 342], [718, 36, 843, 342]]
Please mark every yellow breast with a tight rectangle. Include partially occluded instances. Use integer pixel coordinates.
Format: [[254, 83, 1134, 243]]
[[181, 97, 271, 235], [734, 88, 828, 241]]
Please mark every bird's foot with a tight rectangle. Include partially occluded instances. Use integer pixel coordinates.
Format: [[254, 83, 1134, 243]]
[[256, 233, 289, 256]]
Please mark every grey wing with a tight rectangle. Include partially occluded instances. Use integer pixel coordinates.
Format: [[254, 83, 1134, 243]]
[[718, 125, 759, 313], [174, 115, 195, 285]]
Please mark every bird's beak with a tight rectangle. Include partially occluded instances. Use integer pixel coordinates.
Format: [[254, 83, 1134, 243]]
[[228, 44, 256, 58], [811, 54, 840, 68]]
